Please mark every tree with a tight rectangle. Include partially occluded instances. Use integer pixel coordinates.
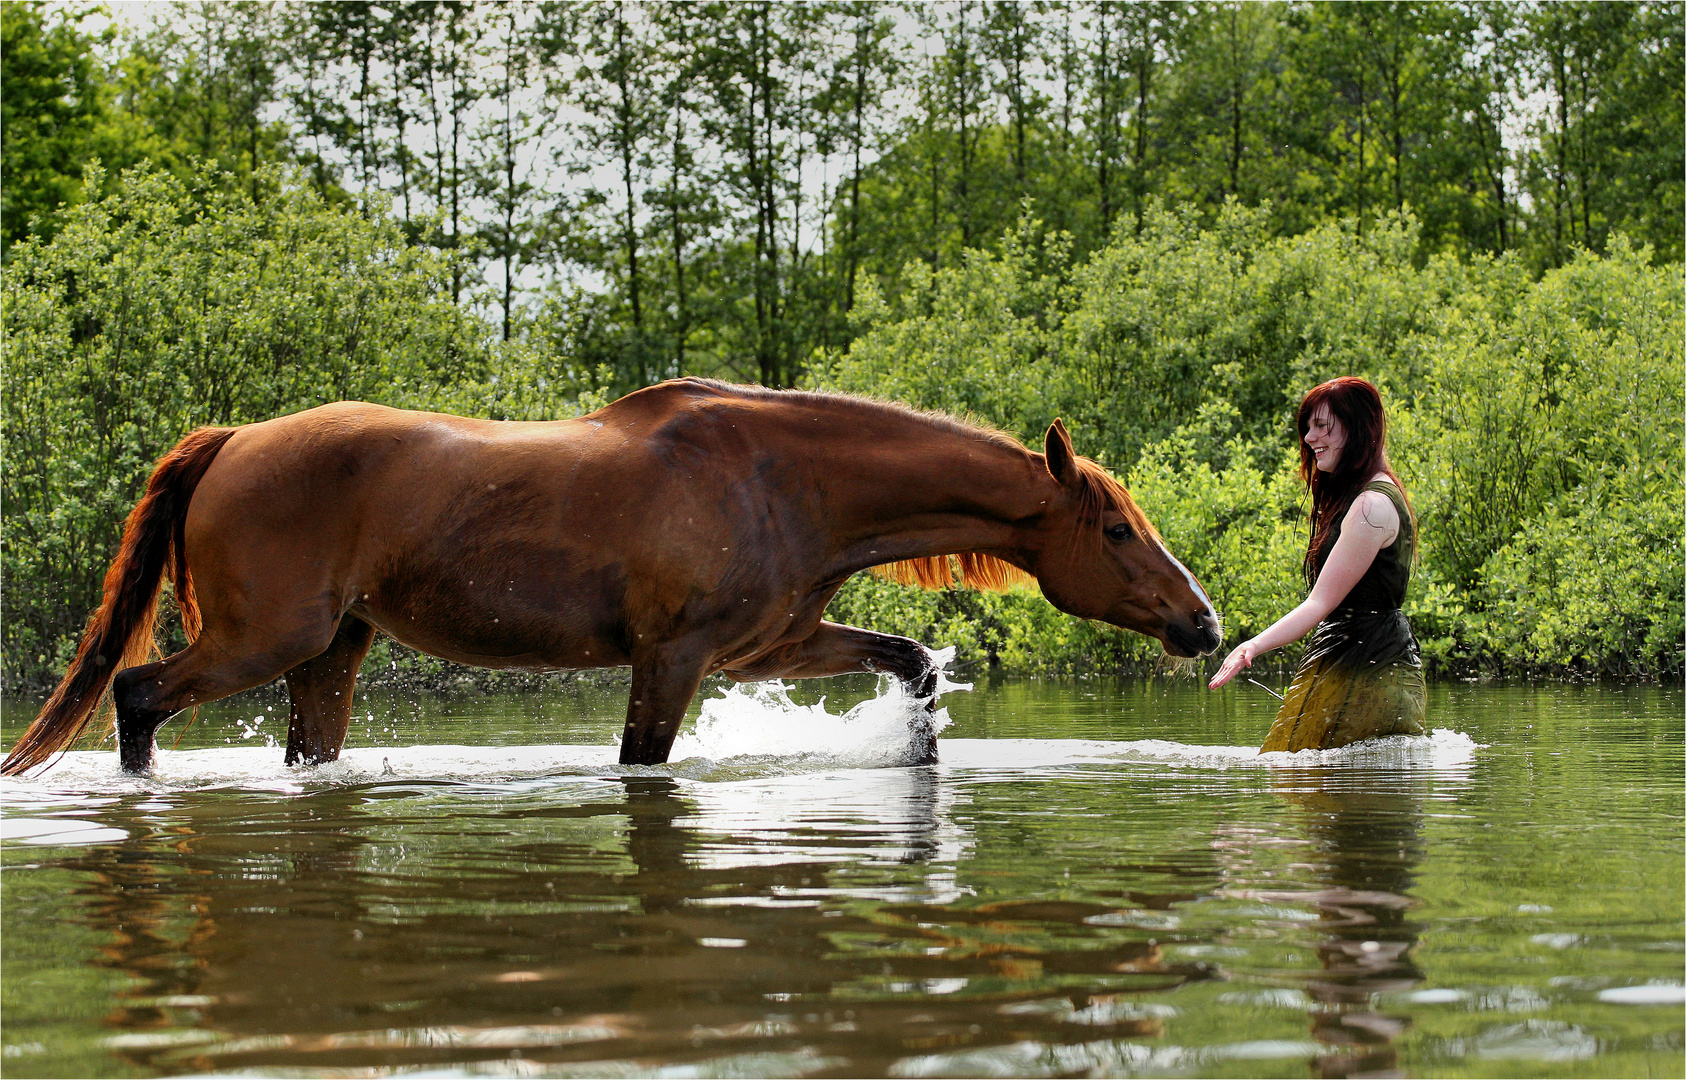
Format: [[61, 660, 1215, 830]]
[[697, 1, 808, 386], [828, 2, 899, 313], [647, 1, 712, 370], [473, 0, 551, 340], [0, 2, 115, 254], [1518, 1, 1684, 268], [983, 1, 1045, 199], [552, 1, 661, 379]]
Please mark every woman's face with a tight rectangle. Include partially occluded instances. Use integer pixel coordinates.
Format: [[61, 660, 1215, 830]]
[[1304, 405, 1346, 473]]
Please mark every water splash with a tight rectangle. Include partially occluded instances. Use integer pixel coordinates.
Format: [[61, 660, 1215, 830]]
[[0, 649, 974, 795], [1102, 727, 1480, 771], [671, 645, 967, 770], [883, 728, 1476, 775], [0, 645, 1480, 796], [674, 679, 955, 769]]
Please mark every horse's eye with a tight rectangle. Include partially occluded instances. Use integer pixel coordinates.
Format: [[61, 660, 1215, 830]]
[[1106, 523, 1132, 542]]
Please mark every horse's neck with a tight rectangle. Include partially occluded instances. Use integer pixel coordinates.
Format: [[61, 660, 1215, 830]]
[[820, 416, 1050, 568]]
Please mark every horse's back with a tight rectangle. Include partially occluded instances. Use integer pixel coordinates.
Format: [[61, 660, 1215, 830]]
[[185, 403, 589, 595], [191, 402, 561, 523]]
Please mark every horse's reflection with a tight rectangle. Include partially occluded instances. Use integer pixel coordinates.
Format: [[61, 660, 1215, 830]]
[[1271, 769, 1427, 1079], [55, 763, 1223, 1075], [48, 768, 983, 1073], [678, 764, 963, 874]]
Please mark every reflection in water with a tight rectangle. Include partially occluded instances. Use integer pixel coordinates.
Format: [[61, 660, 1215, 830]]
[[35, 767, 1222, 1076], [1267, 770, 1427, 1079]]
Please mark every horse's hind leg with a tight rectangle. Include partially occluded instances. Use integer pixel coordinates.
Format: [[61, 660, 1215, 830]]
[[111, 661, 182, 773], [112, 618, 341, 774], [283, 615, 376, 766]]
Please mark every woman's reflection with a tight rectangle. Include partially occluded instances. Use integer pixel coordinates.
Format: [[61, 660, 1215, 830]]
[[1272, 768, 1427, 1079]]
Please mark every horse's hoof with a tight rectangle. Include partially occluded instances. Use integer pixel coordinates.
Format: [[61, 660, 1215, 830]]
[[907, 713, 939, 766]]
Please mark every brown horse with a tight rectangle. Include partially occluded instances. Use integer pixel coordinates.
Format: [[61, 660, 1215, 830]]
[[2, 379, 1220, 776]]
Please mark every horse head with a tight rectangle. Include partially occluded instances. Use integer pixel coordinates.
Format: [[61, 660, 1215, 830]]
[[1031, 420, 1222, 659]]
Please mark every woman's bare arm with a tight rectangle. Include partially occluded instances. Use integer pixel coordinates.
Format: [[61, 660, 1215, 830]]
[[1208, 489, 1399, 689]]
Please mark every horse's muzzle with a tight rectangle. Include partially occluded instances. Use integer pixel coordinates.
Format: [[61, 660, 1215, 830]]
[[1164, 611, 1223, 658]]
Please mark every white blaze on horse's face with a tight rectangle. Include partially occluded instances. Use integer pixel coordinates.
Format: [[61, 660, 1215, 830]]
[[1305, 405, 1346, 474], [1035, 421, 1221, 658]]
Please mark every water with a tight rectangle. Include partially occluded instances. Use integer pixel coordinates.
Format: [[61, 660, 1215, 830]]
[[2, 673, 1680, 1078]]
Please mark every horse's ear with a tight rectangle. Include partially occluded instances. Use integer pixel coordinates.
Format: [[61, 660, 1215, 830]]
[[1044, 419, 1081, 489]]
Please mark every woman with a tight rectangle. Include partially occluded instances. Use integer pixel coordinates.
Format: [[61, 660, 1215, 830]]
[[1209, 377, 1426, 751]]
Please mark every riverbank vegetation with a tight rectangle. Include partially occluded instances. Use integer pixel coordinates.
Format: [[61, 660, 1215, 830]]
[[3, 2, 1680, 688]]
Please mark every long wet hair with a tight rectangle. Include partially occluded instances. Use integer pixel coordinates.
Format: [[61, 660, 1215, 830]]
[[1297, 377, 1413, 584]]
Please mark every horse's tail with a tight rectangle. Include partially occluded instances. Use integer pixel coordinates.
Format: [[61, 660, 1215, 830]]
[[2, 426, 238, 777]]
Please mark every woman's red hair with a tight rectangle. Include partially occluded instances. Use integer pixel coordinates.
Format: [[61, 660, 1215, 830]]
[[1297, 377, 1413, 584]]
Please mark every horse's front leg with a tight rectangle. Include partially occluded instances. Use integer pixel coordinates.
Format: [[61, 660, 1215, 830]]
[[620, 640, 713, 766], [721, 621, 943, 764]]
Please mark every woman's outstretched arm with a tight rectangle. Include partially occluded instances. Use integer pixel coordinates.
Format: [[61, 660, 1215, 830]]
[[1209, 490, 1400, 689]]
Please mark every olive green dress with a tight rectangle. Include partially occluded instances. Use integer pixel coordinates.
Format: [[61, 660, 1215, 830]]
[[1261, 481, 1427, 752]]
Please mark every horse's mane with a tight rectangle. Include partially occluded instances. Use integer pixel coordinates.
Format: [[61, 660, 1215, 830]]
[[873, 551, 1033, 591], [677, 380, 1158, 594], [1067, 456, 1161, 546], [679, 378, 1027, 456]]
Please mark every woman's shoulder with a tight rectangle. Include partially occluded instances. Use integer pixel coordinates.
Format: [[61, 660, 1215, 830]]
[[1345, 485, 1401, 535], [1363, 475, 1408, 506]]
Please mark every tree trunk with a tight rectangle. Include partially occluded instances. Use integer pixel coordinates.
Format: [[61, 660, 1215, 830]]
[[1553, 43, 1571, 261], [846, 17, 865, 311], [1097, 14, 1114, 236], [670, 52, 688, 375], [955, 3, 974, 249], [1228, 9, 1242, 196], [1132, 23, 1152, 234], [617, 28, 643, 342], [502, 15, 516, 343]]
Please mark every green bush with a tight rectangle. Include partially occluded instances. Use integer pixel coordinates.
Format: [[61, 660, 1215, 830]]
[[1479, 488, 1682, 674]]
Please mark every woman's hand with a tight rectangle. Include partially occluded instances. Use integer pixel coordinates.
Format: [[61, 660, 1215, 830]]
[[1209, 640, 1258, 689]]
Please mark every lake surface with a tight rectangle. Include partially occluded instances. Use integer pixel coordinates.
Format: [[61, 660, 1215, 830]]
[[2, 673, 1681, 1078]]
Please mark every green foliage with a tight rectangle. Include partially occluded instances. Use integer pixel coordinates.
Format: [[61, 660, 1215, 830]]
[[1480, 490, 1682, 674], [846, 1, 1684, 297], [1395, 237, 1684, 673], [0, 2, 311, 258], [832, 221, 1071, 438], [10, 1, 1677, 394], [816, 213, 1683, 678], [828, 201, 1506, 464], [0, 3, 116, 255]]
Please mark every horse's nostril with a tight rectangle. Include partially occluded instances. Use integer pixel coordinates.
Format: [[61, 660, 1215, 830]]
[[1165, 617, 1216, 658], [1178, 612, 1222, 656]]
